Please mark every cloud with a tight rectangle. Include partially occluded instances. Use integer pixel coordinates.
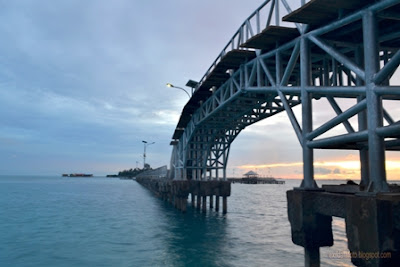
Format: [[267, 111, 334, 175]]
[[314, 167, 333, 175], [0, 0, 398, 177]]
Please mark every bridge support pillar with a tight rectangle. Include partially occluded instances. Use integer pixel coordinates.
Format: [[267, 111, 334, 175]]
[[363, 10, 388, 192], [300, 30, 317, 189], [223, 196, 228, 214], [202, 196, 207, 213], [287, 189, 333, 267], [181, 198, 187, 213], [197, 195, 201, 210], [288, 188, 400, 266], [136, 178, 230, 214], [215, 195, 220, 212]]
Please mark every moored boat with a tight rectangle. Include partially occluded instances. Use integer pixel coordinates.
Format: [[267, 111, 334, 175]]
[[64, 173, 94, 177]]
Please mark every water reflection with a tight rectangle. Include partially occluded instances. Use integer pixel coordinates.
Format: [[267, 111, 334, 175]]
[[155, 199, 229, 266]]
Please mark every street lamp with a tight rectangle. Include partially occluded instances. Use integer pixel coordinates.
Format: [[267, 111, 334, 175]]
[[166, 83, 190, 98], [166, 80, 198, 98], [142, 140, 155, 169]]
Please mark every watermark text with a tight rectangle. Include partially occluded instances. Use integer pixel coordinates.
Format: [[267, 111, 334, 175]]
[[329, 251, 391, 261]]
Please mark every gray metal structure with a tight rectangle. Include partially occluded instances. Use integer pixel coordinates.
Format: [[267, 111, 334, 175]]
[[170, 0, 400, 193]]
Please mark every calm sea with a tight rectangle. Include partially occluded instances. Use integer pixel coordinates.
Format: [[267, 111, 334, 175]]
[[0, 176, 353, 267]]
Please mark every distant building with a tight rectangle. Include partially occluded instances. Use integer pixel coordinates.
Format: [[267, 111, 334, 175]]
[[242, 170, 259, 184], [240, 170, 285, 184], [243, 170, 259, 178]]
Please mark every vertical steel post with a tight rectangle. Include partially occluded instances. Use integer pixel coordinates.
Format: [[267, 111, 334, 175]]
[[192, 138, 196, 180], [182, 135, 187, 180], [172, 144, 178, 180], [223, 143, 227, 181], [276, 43, 282, 85], [355, 46, 370, 187], [300, 35, 316, 188], [300, 33, 319, 266], [275, 0, 280, 26], [363, 11, 388, 192], [215, 146, 219, 180]]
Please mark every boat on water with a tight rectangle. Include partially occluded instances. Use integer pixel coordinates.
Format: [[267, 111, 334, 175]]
[[62, 173, 93, 177]]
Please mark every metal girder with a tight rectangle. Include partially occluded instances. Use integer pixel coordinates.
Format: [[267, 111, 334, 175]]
[[171, 0, 400, 192]]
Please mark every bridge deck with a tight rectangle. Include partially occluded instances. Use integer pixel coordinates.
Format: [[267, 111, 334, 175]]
[[283, 0, 377, 26], [173, 49, 256, 139], [240, 26, 299, 50], [198, 49, 256, 92]]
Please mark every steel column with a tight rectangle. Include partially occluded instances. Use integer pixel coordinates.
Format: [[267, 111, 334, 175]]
[[363, 11, 389, 192], [300, 34, 316, 188]]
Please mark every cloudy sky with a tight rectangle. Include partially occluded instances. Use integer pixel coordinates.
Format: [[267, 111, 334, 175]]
[[0, 0, 399, 180]]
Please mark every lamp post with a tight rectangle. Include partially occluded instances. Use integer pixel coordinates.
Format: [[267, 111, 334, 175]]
[[166, 80, 198, 98], [142, 140, 155, 169], [166, 83, 190, 98]]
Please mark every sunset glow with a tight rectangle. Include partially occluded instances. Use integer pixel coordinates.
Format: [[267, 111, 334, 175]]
[[237, 159, 400, 180]]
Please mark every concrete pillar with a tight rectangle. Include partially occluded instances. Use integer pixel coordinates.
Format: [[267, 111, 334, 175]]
[[305, 247, 320, 267], [215, 195, 220, 212], [287, 190, 333, 267], [178, 197, 182, 210], [209, 195, 214, 209], [202, 196, 207, 213], [191, 193, 195, 207], [181, 198, 187, 213], [345, 194, 400, 266], [223, 196, 227, 214], [197, 195, 201, 210]]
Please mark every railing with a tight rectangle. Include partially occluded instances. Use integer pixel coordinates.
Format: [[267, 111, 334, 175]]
[[193, 0, 302, 94], [136, 165, 169, 179]]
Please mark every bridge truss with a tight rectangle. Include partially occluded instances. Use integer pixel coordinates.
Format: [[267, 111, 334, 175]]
[[170, 0, 400, 192]]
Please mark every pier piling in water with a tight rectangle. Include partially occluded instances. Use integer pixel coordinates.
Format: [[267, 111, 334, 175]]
[[215, 195, 220, 212], [223, 196, 227, 214], [136, 177, 231, 213], [197, 195, 201, 210]]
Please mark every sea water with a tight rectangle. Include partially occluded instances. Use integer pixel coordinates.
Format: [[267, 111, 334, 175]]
[[0, 176, 353, 267]]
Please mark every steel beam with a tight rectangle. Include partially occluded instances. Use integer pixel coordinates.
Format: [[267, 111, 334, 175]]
[[363, 10, 389, 192]]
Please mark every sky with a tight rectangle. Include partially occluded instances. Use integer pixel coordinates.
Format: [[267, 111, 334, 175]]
[[0, 0, 399, 180]]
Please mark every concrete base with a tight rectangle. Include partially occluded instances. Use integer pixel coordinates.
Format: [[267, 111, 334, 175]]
[[287, 189, 400, 266]]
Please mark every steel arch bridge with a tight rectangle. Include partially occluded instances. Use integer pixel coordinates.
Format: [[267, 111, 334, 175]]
[[169, 0, 400, 193]]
